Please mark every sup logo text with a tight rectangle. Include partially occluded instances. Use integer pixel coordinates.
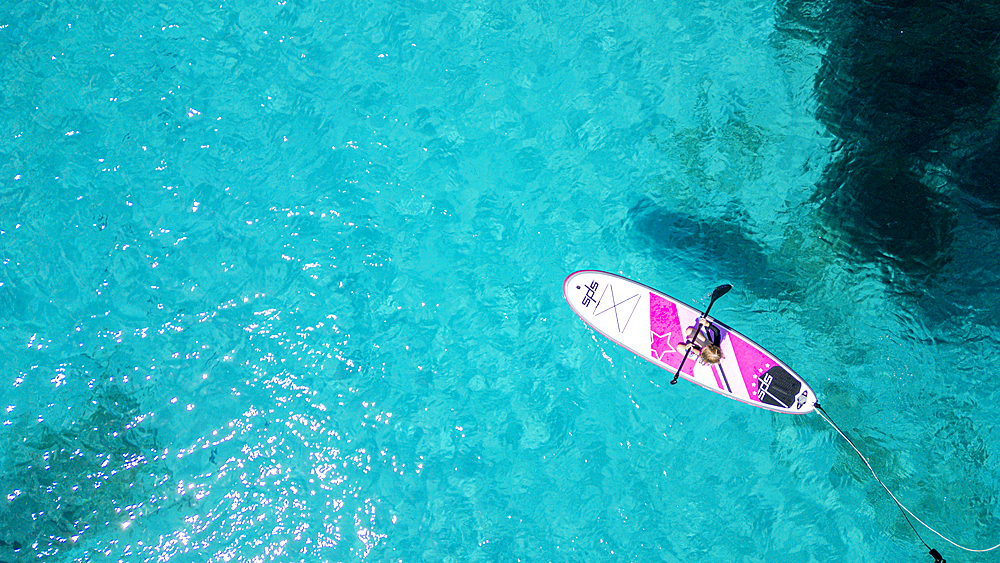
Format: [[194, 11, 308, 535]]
[[756, 372, 773, 401], [580, 281, 599, 307]]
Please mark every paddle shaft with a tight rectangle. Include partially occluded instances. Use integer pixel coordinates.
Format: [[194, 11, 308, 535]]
[[670, 284, 732, 385]]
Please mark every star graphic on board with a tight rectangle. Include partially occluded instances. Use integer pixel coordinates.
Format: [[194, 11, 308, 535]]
[[650, 330, 677, 362]]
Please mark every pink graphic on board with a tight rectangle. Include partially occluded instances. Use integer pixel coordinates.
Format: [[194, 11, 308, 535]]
[[649, 293, 695, 377], [727, 335, 773, 402]]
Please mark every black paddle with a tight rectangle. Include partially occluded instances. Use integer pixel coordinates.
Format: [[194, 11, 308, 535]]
[[670, 284, 733, 385]]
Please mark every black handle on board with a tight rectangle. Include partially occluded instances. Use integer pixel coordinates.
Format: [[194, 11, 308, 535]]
[[670, 284, 733, 385]]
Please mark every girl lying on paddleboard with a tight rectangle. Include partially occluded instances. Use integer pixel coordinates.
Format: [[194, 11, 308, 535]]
[[676, 317, 724, 365]]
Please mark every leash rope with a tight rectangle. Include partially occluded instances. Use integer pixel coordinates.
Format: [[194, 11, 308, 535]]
[[814, 403, 1000, 560]]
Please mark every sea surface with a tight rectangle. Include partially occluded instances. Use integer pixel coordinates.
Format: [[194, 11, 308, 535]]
[[2, 0, 999, 561]]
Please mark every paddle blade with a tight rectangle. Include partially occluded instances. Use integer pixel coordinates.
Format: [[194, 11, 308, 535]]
[[711, 284, 733, 302]]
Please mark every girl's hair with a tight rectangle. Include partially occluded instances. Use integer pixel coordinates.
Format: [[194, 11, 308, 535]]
[[699, 343, 723, 365]]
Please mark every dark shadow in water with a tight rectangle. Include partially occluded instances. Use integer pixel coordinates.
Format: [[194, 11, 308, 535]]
[[949, 128, 1000, 217], [0, 376, 161, 560], [626, 197, 803, 301], [776, 0, 1000, 274]]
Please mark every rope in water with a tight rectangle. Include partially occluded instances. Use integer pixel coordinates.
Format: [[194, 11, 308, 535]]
[[814, 403, 1000, 556]]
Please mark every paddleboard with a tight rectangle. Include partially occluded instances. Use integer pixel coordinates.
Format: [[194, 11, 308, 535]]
[[564, 270, 816, 414]]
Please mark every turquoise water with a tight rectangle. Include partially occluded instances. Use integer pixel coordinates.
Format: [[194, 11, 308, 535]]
[[2, 0, 999, 561]]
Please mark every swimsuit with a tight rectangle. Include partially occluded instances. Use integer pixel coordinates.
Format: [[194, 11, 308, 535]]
[[681, 318, 720, 353]]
